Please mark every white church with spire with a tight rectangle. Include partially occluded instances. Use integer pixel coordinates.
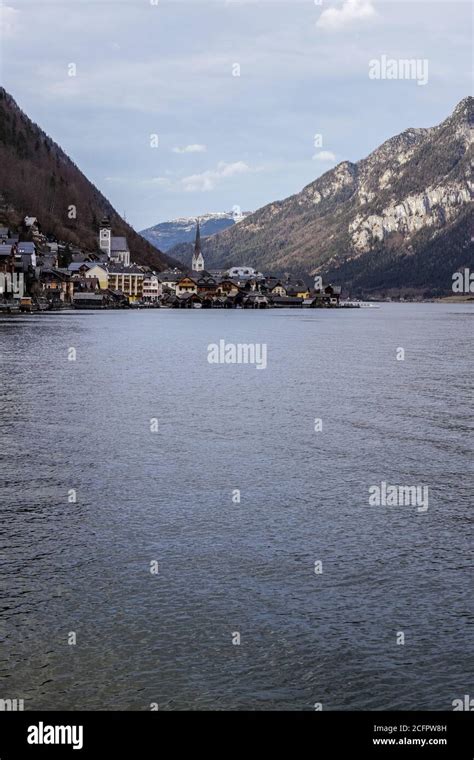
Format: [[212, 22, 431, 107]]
[[191, 220, 205, 272]]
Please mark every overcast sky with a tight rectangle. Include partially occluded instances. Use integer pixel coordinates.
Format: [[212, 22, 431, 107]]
[[0, 0, 471, 230]]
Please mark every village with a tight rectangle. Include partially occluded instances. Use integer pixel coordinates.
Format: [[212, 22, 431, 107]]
[[0, 215, 344, 312]]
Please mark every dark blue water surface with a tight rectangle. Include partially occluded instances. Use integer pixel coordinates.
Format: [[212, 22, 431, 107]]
[[0, 304, 472, 709]]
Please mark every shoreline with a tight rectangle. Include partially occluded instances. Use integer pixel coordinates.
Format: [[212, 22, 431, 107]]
[[1, 299, 473, 317]]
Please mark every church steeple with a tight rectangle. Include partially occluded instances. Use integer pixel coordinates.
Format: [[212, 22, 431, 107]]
[[191, 219, 205, 271], [194, 220, 201, 254]]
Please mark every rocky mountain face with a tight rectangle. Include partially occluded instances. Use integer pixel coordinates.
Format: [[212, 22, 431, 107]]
[[140, 211, 251, 253], [198, 98, 473, 294], [0, 88, 175, 270]]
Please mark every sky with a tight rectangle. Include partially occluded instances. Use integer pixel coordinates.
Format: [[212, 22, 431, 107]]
[[0, 0, 472, 231]]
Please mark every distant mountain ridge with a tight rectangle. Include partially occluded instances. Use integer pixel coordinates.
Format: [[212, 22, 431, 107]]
[[195, 98, 473, 294], [0, 88, 175, 270], [140, 211, 252, 254]]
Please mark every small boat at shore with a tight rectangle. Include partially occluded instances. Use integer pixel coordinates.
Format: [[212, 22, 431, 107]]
[[341, 301, 380, 309]]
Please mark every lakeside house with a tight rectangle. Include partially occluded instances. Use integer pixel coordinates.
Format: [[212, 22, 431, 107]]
[[73, 292, 109, 309], [68, 262, 109, 290], [304, 285, 342, 307], [142, 275, 162, 302], [105, 264, 145, 302], [159, 269, 183, 290]]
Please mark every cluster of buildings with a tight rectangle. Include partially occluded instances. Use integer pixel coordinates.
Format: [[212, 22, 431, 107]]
[[148, 223, 341, 308], [0, 216, 163, 310], [0, 216, 37, 302], [0, 216, 342, 310]]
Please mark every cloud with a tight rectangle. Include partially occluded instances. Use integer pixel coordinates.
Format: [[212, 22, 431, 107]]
[[172, 144, 207, 154], [312, 150, 337, 161], [317, 0, 376, 31], [105, 163, 259, 193], [0, 5, 20, 39], [181, 161, 254, 192]]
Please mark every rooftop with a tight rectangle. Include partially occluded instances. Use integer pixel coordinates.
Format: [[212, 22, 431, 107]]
[[17, 242, 36, 253], [107, 264, 144, 274], [73, 293, 105, 301], [111, 236, 129, 252]]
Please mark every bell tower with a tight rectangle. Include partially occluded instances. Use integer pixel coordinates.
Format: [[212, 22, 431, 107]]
[[99, 215, 112, 259]]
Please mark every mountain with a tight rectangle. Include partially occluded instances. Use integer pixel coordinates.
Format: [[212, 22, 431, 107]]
[[0, 88, 175, 270], [196, 98, 473, 294], [140, 211, 252, 253]]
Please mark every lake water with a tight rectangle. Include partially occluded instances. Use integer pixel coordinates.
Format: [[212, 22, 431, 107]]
[[0, 304, 472, 710]]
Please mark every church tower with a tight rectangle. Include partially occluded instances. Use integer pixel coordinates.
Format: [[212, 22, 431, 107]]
[[99, 215, 112, 259], [191, 220, 205, 272]]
